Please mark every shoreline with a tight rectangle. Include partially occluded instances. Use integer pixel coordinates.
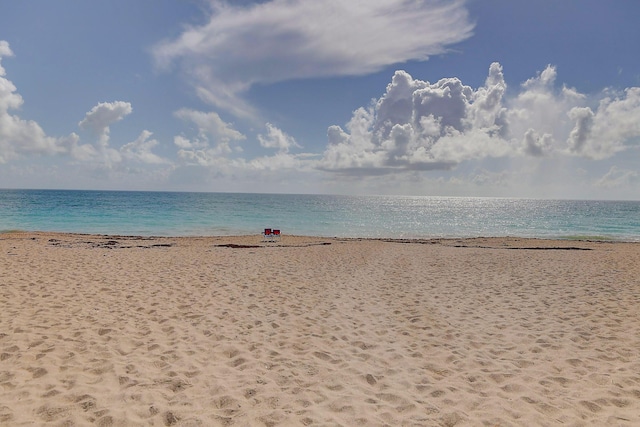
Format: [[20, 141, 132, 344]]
[[3, 230, 639, 245], [2, 231, 639, 425]]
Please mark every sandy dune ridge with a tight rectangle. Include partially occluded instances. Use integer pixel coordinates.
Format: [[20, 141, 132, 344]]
[[1, 232, 639, 426]]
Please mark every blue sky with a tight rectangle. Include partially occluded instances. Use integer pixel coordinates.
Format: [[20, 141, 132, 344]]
[[1, 0, 639, 199]]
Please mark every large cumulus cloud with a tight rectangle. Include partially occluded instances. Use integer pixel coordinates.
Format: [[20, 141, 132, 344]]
[[320, 62, 640, 175], [320, 63, 511, 173], [567, 87, 640, 159]]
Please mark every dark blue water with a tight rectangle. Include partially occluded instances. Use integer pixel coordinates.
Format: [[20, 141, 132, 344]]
[[0, 189, 638, 240]]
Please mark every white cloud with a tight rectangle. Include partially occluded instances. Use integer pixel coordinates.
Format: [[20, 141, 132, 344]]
[[76, 101, 170, 169], [174, 108, 245, 144], [0, 42, 170, 182], [77, 101, 134, 169], [173, 108, 246, 164], [173, 135, 194, 149], [1, 42, 167, 171], [3, 33, 640, 198], [121, 130, 169, 164], [0, 109, 64, 162], [76, 101, 134, 168], [320, 62, 640, 176], [0, 40, 12, 75], [172, 111, 312, 175], [249, 151, 305, 171], [566, 107, 593, 155], [522, 128, 553, 157], [322, 108, 388, 173], [60, 132, 98, 161], [320, 63, 511, 174], [566, 87, 640, 159], [0, 40, 11, 55], [430, 128, 512, 164], [153, 0, 473, 118], [78, 101, 133, 135], [596, 165, 639, 189], [258, 123, 300, 152], [0, 41, 67, 162], [507, 65, 576, 145]]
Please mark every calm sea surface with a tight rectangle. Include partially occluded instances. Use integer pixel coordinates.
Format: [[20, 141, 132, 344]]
[[0, 189, 638, 241]]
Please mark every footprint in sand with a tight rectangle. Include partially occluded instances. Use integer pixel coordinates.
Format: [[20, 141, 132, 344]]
[[29, 367, 48, 379]]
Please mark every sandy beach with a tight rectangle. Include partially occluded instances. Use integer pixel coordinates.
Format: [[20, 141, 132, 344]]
[[1, 232, 639, 426]]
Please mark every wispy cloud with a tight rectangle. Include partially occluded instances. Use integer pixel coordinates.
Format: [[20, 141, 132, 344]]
[[152, 0, 474, 119]]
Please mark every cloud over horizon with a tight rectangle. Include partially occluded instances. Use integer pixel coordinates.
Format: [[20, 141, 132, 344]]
[[319, 63, 640, 177], [2, 34, 640, 197], [152, 0, 474, 119], [0, 43, 169, 171]]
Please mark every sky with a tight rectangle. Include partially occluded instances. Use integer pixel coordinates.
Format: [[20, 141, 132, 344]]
[[1, 0, 639, 199]]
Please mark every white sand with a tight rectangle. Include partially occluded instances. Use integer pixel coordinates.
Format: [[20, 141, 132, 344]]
[[1, 232, 639, 426]]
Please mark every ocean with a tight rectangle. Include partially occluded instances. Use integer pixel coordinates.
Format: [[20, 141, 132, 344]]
[[0, 189, 638, 241]]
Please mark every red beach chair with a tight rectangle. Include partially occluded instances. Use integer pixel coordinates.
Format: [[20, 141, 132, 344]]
[[272, 229, 281, 241], [263, 228, 273, 241]]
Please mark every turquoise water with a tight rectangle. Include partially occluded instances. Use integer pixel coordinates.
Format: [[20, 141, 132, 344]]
[[0, 189, 638, 241]]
